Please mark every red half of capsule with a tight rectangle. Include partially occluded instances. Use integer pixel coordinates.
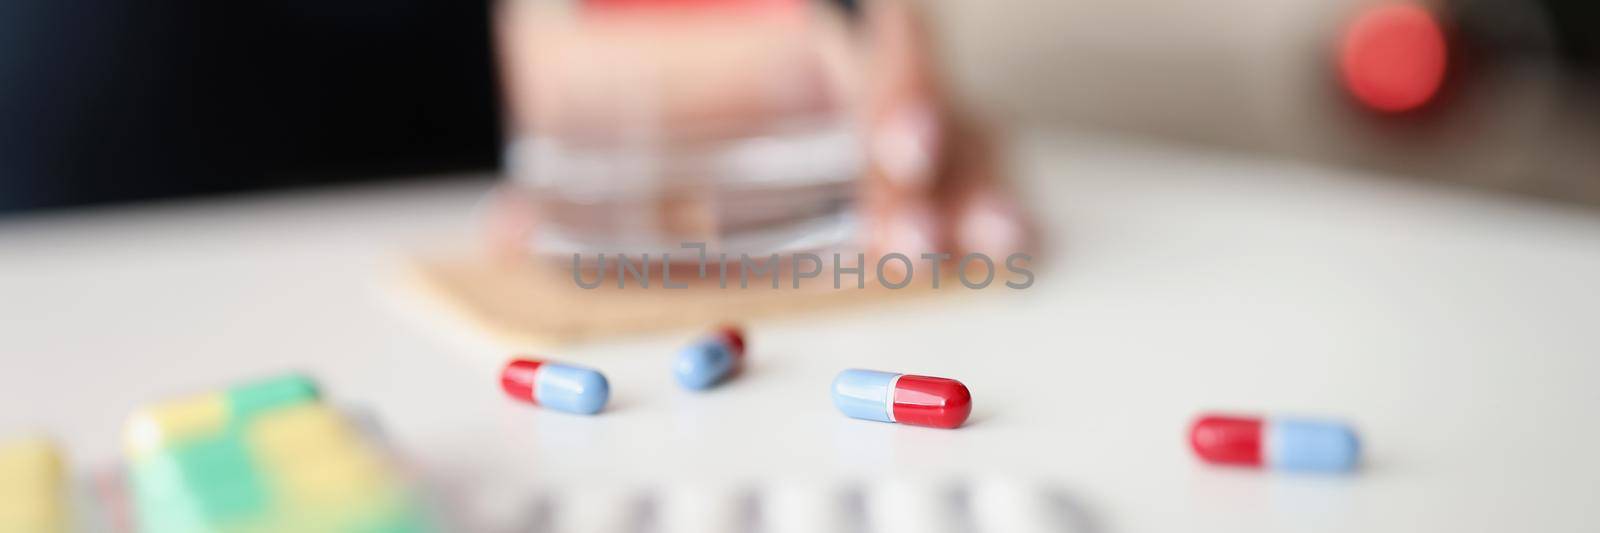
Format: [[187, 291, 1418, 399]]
[[892, 375, 972, 429], [1189, 415, 1264, 467], [501, 359, 544, 404], [716, 325, 745, 358]]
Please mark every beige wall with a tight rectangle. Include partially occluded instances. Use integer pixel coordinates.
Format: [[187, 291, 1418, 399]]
[[923, 0, 1600, 203]]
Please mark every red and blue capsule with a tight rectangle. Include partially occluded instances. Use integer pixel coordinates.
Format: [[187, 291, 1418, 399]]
[[1189, 413, 1361, 472], [831, 369, 972, 429], [674, 325, 746, 390], [500, 358, 610, 415]]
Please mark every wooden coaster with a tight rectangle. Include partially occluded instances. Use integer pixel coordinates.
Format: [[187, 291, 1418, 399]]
[[399, 254, 942, 347]]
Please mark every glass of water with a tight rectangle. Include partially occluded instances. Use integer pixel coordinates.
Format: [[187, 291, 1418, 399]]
[[494, 0, 863, 259]]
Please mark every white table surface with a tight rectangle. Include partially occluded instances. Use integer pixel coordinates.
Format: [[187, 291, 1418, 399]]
[[2, 129, 1598, 532]]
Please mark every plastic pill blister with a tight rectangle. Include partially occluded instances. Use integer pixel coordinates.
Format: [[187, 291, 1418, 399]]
[[121, 374, 435, 533], [475, 478, 1087, 533]]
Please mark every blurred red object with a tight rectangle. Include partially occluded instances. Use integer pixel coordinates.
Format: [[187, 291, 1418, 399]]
[[892, 376, 972, 429], [1339, 3, 1448, 113], [1189, 414, 1264, 466]]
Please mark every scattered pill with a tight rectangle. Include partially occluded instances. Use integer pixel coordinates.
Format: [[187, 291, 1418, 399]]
[[1189, 414, 1360, 472], [501, 359, 611, 415], [674, 325, 746, 390], [831, 369, 971, 429]]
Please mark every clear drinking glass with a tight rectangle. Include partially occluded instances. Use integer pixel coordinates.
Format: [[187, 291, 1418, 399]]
[[495, 0, 863, 259]]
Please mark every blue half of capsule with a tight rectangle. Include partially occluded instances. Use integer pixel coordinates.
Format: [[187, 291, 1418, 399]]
[[533, 363, 610, 415], [675, 340, 736, 390], [1266, 418, 1361, 472], [831, 369, 897, 423]]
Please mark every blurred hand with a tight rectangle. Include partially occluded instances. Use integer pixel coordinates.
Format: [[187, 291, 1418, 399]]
[[861, 0, 1032, 260], [486, 0, 1033, 261]]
